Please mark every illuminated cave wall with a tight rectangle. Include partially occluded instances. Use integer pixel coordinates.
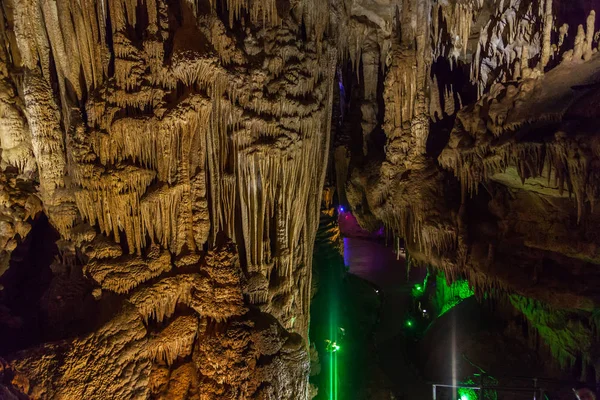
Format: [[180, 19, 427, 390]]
[[0, 0, 335, 398], [1, 0, 600, 398], [340, 0, 600, 382]]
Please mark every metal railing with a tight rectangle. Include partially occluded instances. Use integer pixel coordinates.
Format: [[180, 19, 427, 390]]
[[431, 380, 549, 400]]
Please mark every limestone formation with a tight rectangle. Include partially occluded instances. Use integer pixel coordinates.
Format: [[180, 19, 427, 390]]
[[1, 0, 600, 397], [0, 0, 333, 397], [342, 0, 600, 377]]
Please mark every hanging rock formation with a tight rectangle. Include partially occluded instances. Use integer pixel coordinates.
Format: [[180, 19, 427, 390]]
[[0, 0, 334, 398], [2, 0, 600, 397], [342, 0, 600, 377]]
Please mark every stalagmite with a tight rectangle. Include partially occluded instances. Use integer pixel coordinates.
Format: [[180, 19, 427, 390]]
[[574, 24, 586, 60], [440, 36, 600, 224], [0, 169, 36, 279], [558, 23, 569, 49], [539, 0, 553, 69], [584, 11, 596, 61], [9, 307, 152, 399]]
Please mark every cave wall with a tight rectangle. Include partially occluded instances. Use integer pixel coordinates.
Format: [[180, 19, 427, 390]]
[[0, 0, 336, 398], [339, 0, 600, 379], [1, 0, 600, 397]]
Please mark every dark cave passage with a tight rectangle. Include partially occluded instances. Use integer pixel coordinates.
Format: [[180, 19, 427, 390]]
[[341, 214, 431, 399], [0, 214, 58, 354], [311, 207, 594, 400]]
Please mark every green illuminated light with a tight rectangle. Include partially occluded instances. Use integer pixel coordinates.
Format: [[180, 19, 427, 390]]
[[329, 349, 338, 400], [458, 389, 476, 400], [325, 340, 341, 353], [411, 271, 431, 299], [459, 376, 498, 400], [435, 273, 475, 316], [412, 283, 425, 298], [405, 319, 414, 327]]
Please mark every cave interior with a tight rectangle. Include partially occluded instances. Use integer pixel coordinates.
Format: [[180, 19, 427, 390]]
[[1, 0, 600, 399]]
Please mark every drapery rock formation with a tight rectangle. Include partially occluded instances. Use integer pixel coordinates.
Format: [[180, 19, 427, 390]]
[[2, 0, 600, 397], [0, 0, 334, 398]]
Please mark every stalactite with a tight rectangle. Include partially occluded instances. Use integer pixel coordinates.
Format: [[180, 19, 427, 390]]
[[148, 315, 198, 365], [129, 274, 200, 323], [0, 67, 36, 176], [470, 0, 553, 96], [141, 183, 187, 251], [440, 42, 600, 222], [10, 0, 52, 77], [510, 295, 594, 369], [1, 1, 397, 398], [85, 246, 172, 293], [22, 72, 77, 237], [432, 1, 481, 62]]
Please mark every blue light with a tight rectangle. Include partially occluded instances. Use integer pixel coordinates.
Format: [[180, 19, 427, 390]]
[[339, 206, 345, 212], [343, 237, 350, 267]]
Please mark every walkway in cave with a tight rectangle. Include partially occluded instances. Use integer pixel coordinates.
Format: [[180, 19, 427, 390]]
[[340, 212, 431, 399]]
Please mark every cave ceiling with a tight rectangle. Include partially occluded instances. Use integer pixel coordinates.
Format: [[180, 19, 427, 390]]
[[0, 0, 599, 398]]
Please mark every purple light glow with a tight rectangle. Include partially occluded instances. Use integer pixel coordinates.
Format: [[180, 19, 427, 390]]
[[343, 237, 350, 267]]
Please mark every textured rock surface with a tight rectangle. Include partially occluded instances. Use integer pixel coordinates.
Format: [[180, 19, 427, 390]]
[[1, 0, 600, 397], [0, 0, 334, 398]]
